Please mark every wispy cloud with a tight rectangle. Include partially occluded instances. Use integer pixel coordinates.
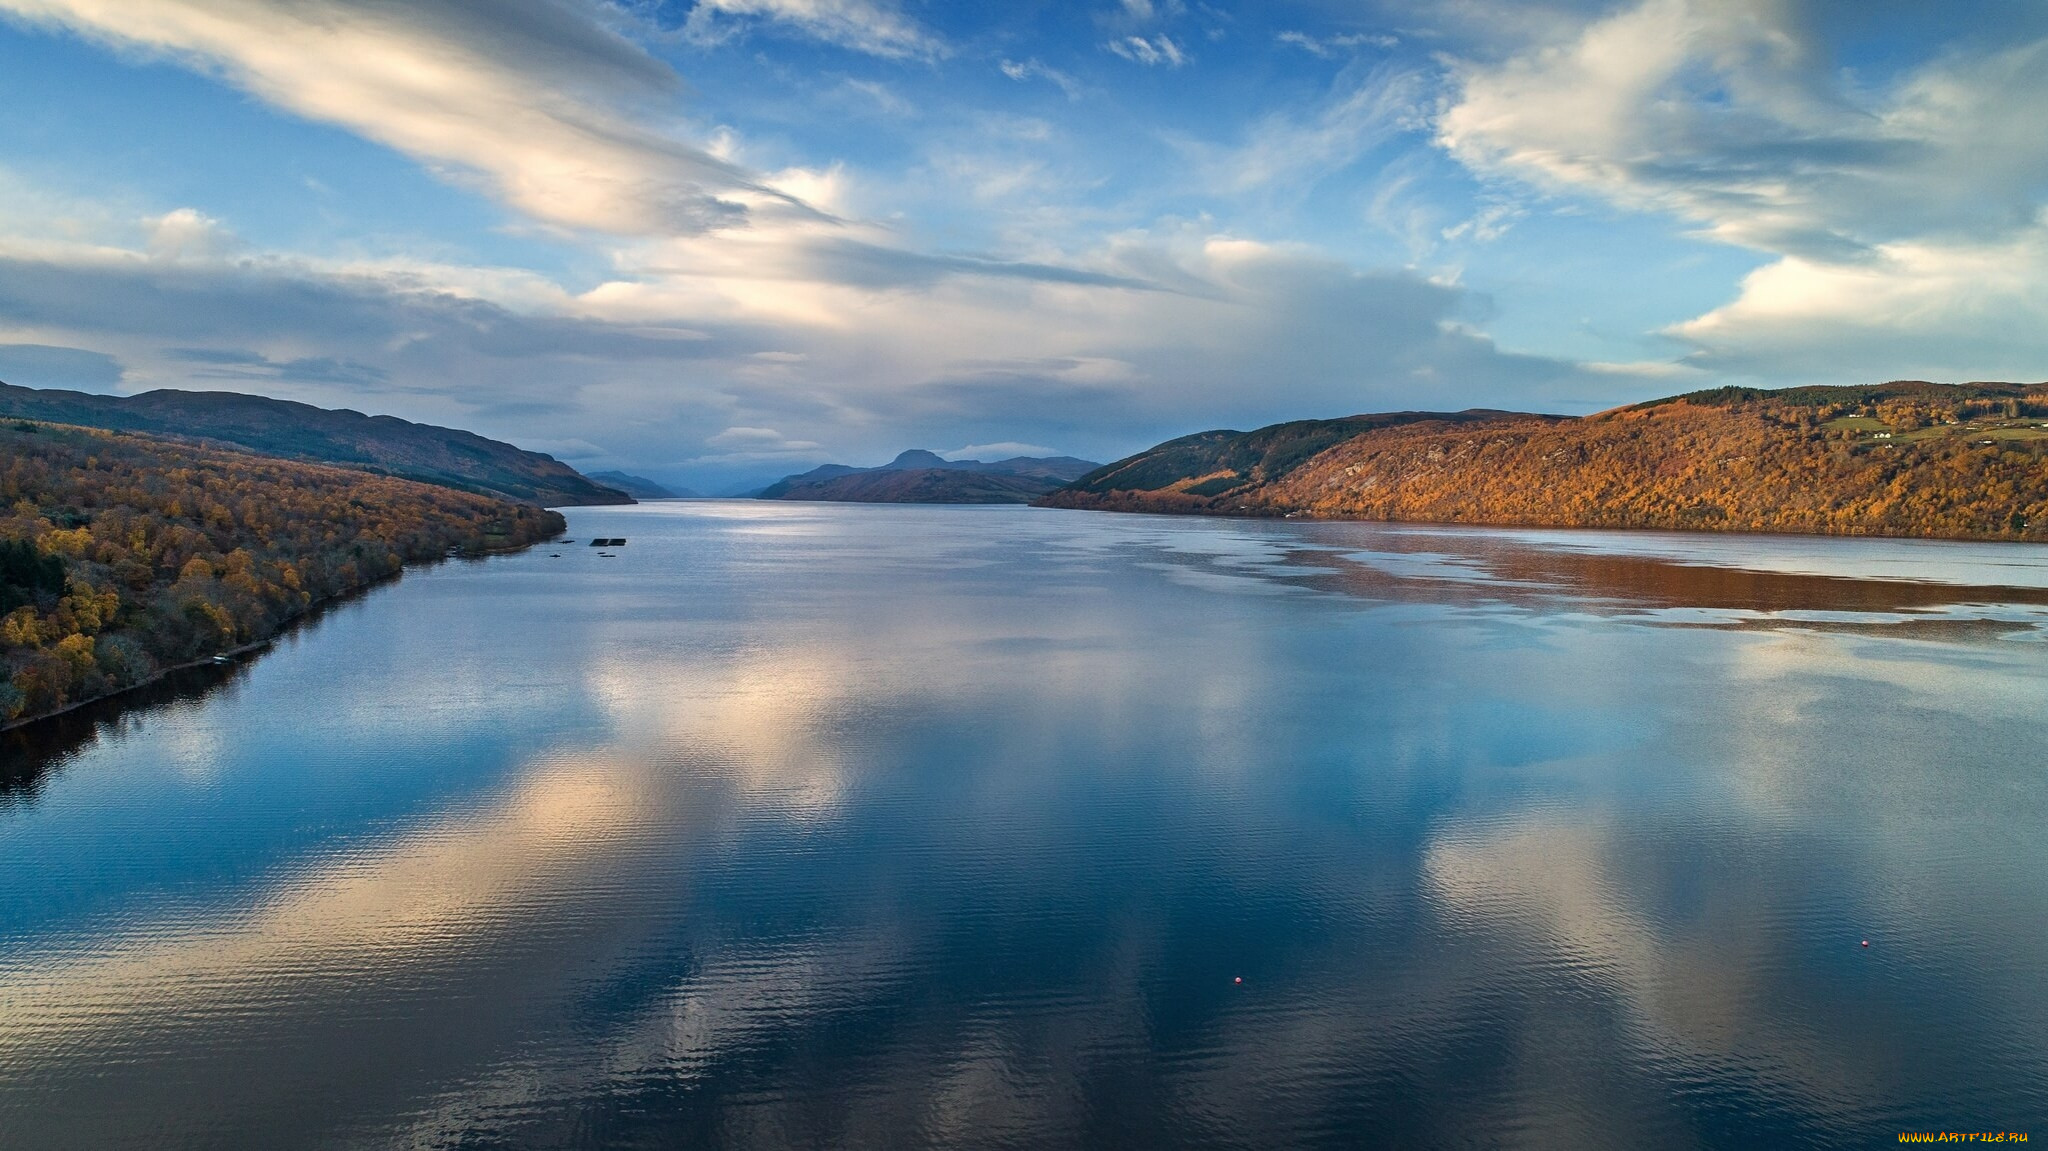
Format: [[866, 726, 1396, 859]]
[[1107, 34, 1186, 68], [1275, 30, 1396, 57], [679, 0, 943, 60], [1191, 67, 1428, 194], [999, 58, 1083, 100], [943, 441, 1060, 460]]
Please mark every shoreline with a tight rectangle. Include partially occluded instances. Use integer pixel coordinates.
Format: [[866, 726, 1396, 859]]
[[1036, 498, 2048, 545], [0, 533, 558, 736]]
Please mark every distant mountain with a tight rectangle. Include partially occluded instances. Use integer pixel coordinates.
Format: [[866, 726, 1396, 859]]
[[761, 449, 1099, 504], [757, 463, 863, 496], [769, 469, 1068, 504], [588, 470, 696, 499], [1043, 382, 2048, 542], [0, 382, 629, 507]]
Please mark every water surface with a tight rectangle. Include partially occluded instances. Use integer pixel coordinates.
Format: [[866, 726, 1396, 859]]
[[2, 503, 2044, 1148]]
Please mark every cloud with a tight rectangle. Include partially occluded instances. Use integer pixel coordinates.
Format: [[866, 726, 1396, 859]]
[[1437, 0, 2048, 382], [0, 0, 794, 237], [0, 342, 123, 390], [0, 192, 1654, 490], [999, 58, 1082, 100], [944, 442, 1062, 461], [679, 0, 942, 59], [835, 77, 913, 116], [0, 5, 1703, 489], [1191, 66, 1428, 194], [167, 346, 388, 385], [1107, 35, 1186, 68], [695, 424, 822, 462], [145, 208, 242, 261], [1274, 30, 1397, 57], [1440, 0, 2048, 254], [0, 238, 765, 455], [1668, 234, 2048, 383]]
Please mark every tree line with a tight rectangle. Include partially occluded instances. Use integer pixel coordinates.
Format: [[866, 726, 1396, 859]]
[[0, 420, 563, 725], [1048, 384, 2048, 542]]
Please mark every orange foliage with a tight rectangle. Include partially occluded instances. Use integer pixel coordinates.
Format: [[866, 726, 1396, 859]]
[[1050, 385, 2048, 542], [0, 420, 563, 724]]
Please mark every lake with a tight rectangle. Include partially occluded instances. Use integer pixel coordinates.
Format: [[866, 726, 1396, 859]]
[[1, 502, 2044, 1148]]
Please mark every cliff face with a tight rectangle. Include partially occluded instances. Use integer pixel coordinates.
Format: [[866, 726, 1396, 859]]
[[1042, 383, 2048, 542]]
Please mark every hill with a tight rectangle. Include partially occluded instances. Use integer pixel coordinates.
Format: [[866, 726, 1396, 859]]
[[0, 418, 563, 728], [588, 470, 695, 499], [1055, 410, 1547, 510], [761, 449, 1099, 504], [770, 468, 1066, 504], [1041, 382, 2048, 541], [0, 382, 629, 507]]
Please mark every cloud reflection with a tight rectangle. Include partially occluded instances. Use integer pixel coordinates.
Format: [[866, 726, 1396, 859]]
[[2, 505, 2046, 1146]]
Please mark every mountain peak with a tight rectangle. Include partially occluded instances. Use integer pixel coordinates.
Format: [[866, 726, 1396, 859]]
[[886, 449, 952, 470]]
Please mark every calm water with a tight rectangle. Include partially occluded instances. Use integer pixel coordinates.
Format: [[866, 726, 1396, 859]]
[[2, 503, 2045, 1149]]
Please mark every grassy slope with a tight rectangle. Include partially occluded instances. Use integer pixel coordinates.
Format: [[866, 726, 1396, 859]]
[[1043, 383, 2048, 541], [0, 381, 629, 507]]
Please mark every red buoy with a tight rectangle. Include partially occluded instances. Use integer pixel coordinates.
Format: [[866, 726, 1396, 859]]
[[1861, 940, 1869, 947], [1234, 976, 1243, 984]]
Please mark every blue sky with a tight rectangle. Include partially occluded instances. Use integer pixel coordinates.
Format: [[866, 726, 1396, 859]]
[[0, 1, 2044, 490]]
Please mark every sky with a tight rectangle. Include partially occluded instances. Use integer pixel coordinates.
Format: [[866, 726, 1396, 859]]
[[0, 1, 2044, 491]]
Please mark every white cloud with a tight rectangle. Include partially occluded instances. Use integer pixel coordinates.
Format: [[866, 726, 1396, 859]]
[[999, 58, 1082, 100], [695, 425, 822, 462], [0, 2, 1675, 488], [835, 78, 913, 117], [0, 0, 788, 237], [0, 185, 1642, 487], [1438, 0, 2048, 382], [1107, 35, 1185, 68], [1669, 230, 2048, 382], [1440, 1, 2048, 254], [944, 442, 1061, 460], [145, 207, 241, 262], [680, 0, 942, 60], [1274, 30, 1397, 57], [1438, 200, 1522, 244]]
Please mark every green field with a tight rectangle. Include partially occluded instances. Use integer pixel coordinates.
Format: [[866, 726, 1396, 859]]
[[1825, 415, 2048, 445]]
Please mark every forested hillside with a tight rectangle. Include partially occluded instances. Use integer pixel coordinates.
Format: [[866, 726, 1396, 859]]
[[768, 467, 1064, 504], [0, 419, 563, 726], [1043, 382, 2048, 541], [760, 449, 1099, 502], [0, 382, 629, 507]]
